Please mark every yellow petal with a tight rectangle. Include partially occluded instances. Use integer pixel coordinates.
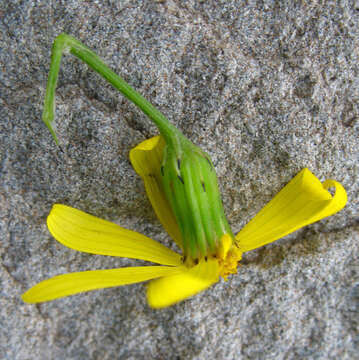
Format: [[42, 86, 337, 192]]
[[47, 204, 182, 266], [235, 168, 347, 252], [147, 258, 219, 308], [130, 135, 183, 248], [22, 265, 183, 303]]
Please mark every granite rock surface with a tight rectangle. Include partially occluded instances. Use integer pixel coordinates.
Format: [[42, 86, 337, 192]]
[[1, 1, 358, 359]]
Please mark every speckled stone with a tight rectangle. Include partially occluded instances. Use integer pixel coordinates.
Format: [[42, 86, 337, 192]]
[[1, 1, 358, 359]]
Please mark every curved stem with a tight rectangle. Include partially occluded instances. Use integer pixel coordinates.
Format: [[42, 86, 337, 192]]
[[43, 33, 181, 146]]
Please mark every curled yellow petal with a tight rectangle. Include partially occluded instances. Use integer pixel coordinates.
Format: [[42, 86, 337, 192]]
[[235, 168, 347, 253], [320, 179, 348, 219], [147, 258, 219, 308], [47, 204, 182, 266], [22, 266, 183, 303], [130, 136, 183, 248]]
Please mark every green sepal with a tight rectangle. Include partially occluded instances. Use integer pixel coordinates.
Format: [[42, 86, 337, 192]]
[[161, 136, 233, 261]]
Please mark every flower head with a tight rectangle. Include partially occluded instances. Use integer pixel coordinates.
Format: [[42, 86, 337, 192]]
[[24, 34, 347, 308], [22, 135, 347, 308]]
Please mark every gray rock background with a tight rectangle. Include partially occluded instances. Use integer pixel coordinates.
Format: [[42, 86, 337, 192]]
[[1, 1, 358, 359]]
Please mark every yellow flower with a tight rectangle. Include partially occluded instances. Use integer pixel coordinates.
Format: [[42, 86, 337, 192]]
[[22, 136, 347, 308]]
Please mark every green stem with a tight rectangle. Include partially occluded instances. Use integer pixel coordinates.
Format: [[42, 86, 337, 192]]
[[42, 33, 180, 145]]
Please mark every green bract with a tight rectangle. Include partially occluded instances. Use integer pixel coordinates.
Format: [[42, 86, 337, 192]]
[[161, 135, 233, 261]]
